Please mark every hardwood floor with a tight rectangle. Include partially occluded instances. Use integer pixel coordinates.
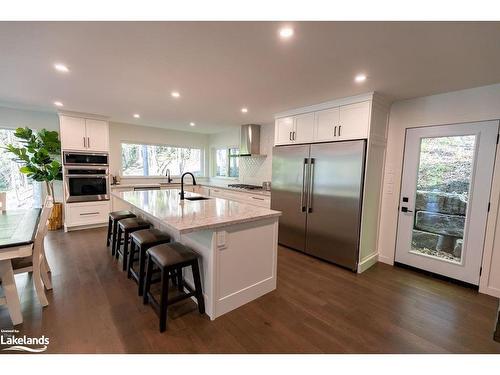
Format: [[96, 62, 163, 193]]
[[1, 227, 499, 353]]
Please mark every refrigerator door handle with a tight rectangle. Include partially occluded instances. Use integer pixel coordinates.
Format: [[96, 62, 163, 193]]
[[300, 158, 308, 212], [307, 158, 315, 213]]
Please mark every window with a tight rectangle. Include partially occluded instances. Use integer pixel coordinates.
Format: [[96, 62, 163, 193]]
[[214, 147, 239, 178], [0, 128, 41, 209], [121, 143, 203, 177]]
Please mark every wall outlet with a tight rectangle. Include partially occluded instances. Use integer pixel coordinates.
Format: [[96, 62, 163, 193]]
[[216, 230, 227, 248]]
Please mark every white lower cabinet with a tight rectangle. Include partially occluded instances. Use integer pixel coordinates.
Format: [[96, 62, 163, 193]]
[[65, 201, 110, 229]]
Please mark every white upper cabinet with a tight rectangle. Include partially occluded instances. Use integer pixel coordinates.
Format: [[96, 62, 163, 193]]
[[275, 117, 295, 145], [337, 101, 370, 140], [59, 116, 87, 150], [275, 98, 372, 145], [59, 115, 109, 152], [315, 107, 340, 141], [293, 113, 314, 144], [84, 119, 109, 152]]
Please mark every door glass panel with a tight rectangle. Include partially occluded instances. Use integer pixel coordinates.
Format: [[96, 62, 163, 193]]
[[410, 135, 476, 264]]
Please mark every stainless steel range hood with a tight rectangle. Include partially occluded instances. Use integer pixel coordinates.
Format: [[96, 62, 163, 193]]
[[239, 124, 263, 156]]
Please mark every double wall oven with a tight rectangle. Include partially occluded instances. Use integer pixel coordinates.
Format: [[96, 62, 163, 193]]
[[63, 151, 110, 203]]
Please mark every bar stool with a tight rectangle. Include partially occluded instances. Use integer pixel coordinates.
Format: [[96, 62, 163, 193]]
[[106, 210, 136, 256], [116, 217, 150, 271], [128, 228, 171, 296], [143, 242, 205, 332]]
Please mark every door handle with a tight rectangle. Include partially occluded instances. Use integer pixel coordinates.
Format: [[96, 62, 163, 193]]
[[307, 158, 315, 213], [289, 132, 292, 141], [401, 207, 413, 213], [293, 131, 296, 141], [83, 137, 86, 148], [300, 158, 308, 212], [87, 137, 90, 148], [338, 125, 341, 136], [334, 126, 337, 137]]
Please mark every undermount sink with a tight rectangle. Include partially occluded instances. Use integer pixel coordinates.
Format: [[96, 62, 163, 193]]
[[184, 196, 210, 201]]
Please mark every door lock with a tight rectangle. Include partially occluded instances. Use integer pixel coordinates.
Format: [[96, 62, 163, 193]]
[[401, 207, 413, 213]]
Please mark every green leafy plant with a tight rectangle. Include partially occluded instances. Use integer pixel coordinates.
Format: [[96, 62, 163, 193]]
[[4, 127, 62, 201]]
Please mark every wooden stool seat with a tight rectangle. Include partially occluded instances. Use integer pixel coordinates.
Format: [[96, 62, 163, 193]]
[[115, 218, 150, 271], [147, 242, 198, 267], [128, 229, 171, 295], [143, 242, 205, 332], [107, 210, 136, 255]]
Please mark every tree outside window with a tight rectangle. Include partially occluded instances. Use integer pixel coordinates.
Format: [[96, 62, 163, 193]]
[[215, 147, 239, 178], [121, 143, 202, 176]]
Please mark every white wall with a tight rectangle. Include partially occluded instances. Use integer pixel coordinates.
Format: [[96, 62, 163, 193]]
[[0, 105, 59, 131], [378, 83, 500, 297], [208, 124, 274, 186], [108, 121, 210, 183]]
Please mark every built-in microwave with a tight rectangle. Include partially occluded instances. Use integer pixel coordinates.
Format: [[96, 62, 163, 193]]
[[63, 151, 109, 166], [64, 166, 109, 203]]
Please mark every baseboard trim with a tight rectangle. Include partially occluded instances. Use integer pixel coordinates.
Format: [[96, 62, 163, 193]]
[[64, 222, 107, 232], [357, 253, 378, 273], [378, 254, 394, 265]]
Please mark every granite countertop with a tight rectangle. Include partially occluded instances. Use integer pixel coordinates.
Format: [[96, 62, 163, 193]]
[[110, 182, 271, 196], [112, 189, 280, 234]]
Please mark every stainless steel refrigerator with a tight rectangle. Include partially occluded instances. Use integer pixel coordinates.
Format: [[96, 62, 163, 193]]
[[271, 140, 366, 271]]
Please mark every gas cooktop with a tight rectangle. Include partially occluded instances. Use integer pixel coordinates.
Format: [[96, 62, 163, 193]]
[[227, 184, 263, 190]]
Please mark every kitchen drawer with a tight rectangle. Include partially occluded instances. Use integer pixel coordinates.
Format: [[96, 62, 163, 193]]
[[244, 194, 270, 208], [65, 201, 110, 226]]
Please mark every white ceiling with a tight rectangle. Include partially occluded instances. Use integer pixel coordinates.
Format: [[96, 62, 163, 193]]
[[0, 21, 500, 133]]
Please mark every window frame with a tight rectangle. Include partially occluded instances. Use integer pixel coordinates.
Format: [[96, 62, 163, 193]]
[[120, 141, 206, 178], [211, 146, 240, 179]]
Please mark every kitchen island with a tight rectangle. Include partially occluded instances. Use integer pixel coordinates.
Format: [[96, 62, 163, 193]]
[[112, 189, 281, 320]]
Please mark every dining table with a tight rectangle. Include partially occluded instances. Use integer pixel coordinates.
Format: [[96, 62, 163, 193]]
[[0, 208, 41, 325]]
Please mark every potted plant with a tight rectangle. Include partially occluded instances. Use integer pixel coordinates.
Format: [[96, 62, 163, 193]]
[[5, 127, 63, 230]]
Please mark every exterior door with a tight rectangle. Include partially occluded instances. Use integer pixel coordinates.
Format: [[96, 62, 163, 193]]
[[395, 121, 499, 285], [271, 144, 310, 251]]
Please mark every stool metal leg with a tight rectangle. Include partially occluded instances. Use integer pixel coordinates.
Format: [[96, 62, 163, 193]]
[[191, 261, 205, 314], [106, 218, 112, 247], [138, 245, 147, 296], [143, 255, 153, 305], [159, 268, 169, 332], [127, 240, 136, 278], [122, 231, 130, 271], [115, 226, 122, 259]]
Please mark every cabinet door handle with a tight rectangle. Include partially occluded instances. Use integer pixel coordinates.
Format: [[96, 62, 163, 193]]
[[334, 126, 337, 137], [251, 196, 265, 201], [83, 137, 86, 148], [338, 125, 341, 137], [80, 212, 100, 216], [293, 131, 296, 141], [87, 137, 90, 148]]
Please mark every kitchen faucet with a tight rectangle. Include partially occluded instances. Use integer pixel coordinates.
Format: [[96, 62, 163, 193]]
[[165, 168, 172, 183], [180, 172, 197, 200]]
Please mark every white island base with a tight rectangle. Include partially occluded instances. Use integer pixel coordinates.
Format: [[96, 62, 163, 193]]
[[113, 189, 280, 320]]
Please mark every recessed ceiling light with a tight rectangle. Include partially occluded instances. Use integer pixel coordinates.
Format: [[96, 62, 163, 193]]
[[189, 122, 196, 127], [171, 91, 180, 98], [54, 63, 69, 73], [133, 114, 140, 118], [355, 74, 367, 83], [53, 101, 63, 107], [279, 27, 294, 39], [241, 107, 248, 113]]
